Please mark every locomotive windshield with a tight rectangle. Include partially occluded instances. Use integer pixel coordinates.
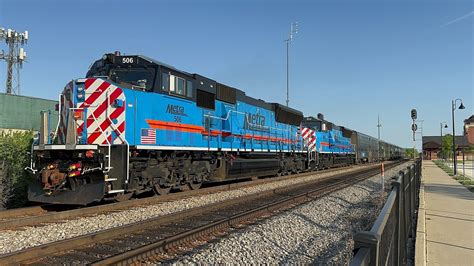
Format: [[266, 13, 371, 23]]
[[109, 67, 155, 90], [303, 119, 322, 131]]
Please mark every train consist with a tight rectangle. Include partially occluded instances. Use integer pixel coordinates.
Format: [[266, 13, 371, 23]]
[[27, 52, 403, 205]]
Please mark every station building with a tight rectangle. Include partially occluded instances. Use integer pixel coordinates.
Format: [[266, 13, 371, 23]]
[[0, 93, 58, 133], [464, 115, 474, 145], [422, 135, 469, 159]]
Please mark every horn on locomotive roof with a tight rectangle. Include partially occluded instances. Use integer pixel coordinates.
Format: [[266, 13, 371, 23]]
[[317, 113, 324, 121]]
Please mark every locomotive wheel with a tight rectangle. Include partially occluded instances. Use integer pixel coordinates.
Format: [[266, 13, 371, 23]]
[[188, 170, 206, 190], [153, 177, 172, 195], [188, 180, 202, 190], [154, 184, 171, 195], [115, 192, 133, 202]]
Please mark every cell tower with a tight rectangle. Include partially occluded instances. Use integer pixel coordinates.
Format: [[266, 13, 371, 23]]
[[0, 28, 28, 95]]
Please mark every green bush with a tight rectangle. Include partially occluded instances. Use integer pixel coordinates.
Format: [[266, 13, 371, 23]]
[[460, 179, 474, 186], [454, 175, 470, 181], [0, 131, 35, 208]]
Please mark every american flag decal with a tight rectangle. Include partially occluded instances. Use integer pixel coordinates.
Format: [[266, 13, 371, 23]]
[[141, 129, 156, 144]]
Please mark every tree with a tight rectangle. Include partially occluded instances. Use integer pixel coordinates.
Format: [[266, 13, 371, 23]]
[[0, 131, 34, 208], [441, 134, 453, 160], [405, 148, 416, 158], [0, 161, 12, 210], [442, 134, 455, 160]]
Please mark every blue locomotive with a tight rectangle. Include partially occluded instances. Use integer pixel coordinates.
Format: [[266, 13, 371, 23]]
[[28, 53, 307, 204], [302, 114, 403, 165], [27, 52, 402, 205], [301, 115, 356, 169]]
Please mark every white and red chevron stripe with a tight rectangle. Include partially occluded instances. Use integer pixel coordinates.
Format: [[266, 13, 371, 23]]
[[301, 127, 316, 151], [76, 78, 126, 145]]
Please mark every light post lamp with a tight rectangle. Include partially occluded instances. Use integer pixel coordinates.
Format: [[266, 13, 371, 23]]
[[440, 122, 448, 160], [451, 99, 465, 175]]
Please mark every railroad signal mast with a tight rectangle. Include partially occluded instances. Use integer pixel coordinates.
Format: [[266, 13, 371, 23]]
[[0, 27, 28, 95], [411, 109, 417, 159]]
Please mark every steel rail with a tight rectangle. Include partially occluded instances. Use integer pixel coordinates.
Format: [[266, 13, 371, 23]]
[[93, 162, 404, 265], [0, 160, 404, 265], [0, 205, 49, 220], [0, 163, 368, 230]]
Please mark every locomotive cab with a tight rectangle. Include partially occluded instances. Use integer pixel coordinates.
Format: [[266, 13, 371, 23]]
[[87, 52, 158, 92]]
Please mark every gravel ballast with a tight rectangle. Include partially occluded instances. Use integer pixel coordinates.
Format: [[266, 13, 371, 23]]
[[172, 162, 412, 265], [0, 165, 372, 254]]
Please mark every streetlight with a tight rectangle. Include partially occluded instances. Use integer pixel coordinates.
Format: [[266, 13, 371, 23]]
[[451, 99, 465, 175], [440, 122, 448, 160], [284, 22, 298, 107]]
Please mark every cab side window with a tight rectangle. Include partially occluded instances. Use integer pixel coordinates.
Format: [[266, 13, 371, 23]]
[[175, 77, 185, 96], [161, 72, 193, 98], [162, 73, 170, 91], [186, 80, 193, 98]]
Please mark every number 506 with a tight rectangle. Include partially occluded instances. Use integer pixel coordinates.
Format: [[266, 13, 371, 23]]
[[122, 57, 134, 64]]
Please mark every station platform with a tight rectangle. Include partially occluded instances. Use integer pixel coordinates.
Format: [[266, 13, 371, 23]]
[[416, 160, 474, 266]]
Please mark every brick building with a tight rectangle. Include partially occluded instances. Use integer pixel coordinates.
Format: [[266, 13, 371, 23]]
[[464, 115, 474, 145]]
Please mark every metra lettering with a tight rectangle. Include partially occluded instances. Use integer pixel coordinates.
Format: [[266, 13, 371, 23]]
[[246, 113, 265, 126], [166, 104, 186, 116], [244, 112, 269, 132]]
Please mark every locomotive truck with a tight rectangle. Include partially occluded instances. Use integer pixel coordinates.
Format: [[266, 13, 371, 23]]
[[27, 52, 402, 205]]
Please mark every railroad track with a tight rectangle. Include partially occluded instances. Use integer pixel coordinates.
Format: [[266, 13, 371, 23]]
[[0, 205, 49, 221], [0, 163, 370, 231], [0, 160, 406, 265]]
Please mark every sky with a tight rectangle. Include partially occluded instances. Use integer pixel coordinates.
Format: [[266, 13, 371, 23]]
[[0, 0, 472, 148]]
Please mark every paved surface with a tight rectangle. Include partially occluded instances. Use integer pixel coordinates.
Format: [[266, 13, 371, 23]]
[[416, 161, 474, 266]]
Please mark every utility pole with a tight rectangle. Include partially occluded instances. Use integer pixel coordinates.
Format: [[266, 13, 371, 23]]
[[377, 114, 381, 162], [284, 22, 298, 107], [377, 115, 384, 193], [0, 28, 28, 94]]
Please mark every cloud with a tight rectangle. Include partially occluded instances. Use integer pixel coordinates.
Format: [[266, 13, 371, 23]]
[[441, 11, 474, 27]]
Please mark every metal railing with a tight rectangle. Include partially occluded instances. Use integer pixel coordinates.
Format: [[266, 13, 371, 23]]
[[350, 159, 422, 266]]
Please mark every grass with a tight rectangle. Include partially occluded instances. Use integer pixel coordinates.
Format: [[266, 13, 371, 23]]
[[434, 160, 474, 192]]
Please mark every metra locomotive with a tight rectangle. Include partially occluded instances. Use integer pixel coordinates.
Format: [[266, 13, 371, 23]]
[[27, 52, 402, 205]]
